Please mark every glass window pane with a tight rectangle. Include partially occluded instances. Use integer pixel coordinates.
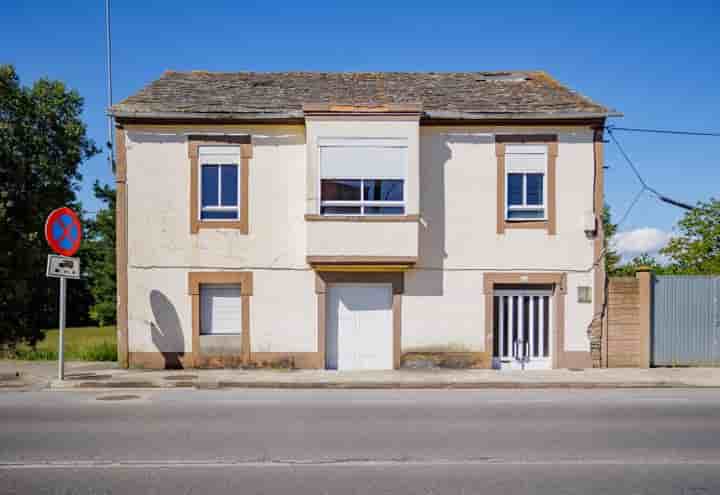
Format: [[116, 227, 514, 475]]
[[365, 206, 405, 215], [220, 165, 238, 206], [321, 179, 361, 201], [508, 173, 523, 206], [321, 206, 361, 215], [363, 179, 404, 201], [201, 165, 219, 207], [526, 173, 544, 206], [201, 210, 238, 220], [507, 209, 545, 220]]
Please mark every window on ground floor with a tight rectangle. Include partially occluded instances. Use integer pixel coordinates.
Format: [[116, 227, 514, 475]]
[[199, 284, 242, 335]]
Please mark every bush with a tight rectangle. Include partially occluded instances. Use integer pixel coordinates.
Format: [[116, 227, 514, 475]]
[[76, 340, 117, 361], [89, 301, 116, 327], [11, 341, 117, 362]]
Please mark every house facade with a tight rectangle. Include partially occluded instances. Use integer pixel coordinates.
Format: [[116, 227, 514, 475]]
[[111, 71, 618, 370]]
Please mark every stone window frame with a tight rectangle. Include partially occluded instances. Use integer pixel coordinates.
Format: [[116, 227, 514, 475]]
[[188, 271, 253, 367], [495, 134, 558, 235], [188, 135, 252, 234]]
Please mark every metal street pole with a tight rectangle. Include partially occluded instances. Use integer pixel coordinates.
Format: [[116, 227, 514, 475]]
[[105, 0, 114, 172], [58, 277, 66, 380]]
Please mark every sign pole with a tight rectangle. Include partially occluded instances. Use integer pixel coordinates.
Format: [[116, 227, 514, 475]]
[[44, 206, 83, 382], [58, 277, 66, 380]]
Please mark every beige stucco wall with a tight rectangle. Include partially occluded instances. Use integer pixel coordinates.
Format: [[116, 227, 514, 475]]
[[399, 126, 598, 354], [125, 125, 315, 355], [402, 269, 486, 352], [127, 268, 317, 354], [125, 125, 308, 269], [250, 269, 317, 353], [307, 221, 418, 258], [123, 123, 598, 360]]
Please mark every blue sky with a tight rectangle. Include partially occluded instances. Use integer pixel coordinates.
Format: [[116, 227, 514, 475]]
[[3, 1, 719, 258]]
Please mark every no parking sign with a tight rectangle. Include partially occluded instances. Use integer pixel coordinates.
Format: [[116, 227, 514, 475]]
[[44, 206, 82, 381], [44, 207, 82, 256]]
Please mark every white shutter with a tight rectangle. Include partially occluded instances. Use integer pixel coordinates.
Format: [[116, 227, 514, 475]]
[[505, 144, 547, 173], [200, 284, 242, 335], [198, 146, 241, 165], [320, 139, 407, 179]]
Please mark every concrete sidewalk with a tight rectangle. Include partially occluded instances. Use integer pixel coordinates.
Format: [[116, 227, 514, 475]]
[[0, 361, 115, 391], [50, 366, 720, 390], [3, 360, 720, 390]]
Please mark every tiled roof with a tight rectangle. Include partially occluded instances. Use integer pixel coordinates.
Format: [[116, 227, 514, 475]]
[[111, 71, 618, 121]]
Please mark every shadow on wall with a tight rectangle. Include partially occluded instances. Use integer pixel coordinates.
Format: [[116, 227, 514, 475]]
[[408, 133, 450, 296], [149, 290, 185, 369], [409, 132, 494, 297]]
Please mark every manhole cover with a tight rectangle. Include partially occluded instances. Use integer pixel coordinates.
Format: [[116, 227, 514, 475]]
[[66, 374, 113, 380], [96, 394, 141, 401], [164, 375, 198, 381]]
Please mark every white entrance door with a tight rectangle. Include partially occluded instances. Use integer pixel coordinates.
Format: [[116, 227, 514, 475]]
[[326, 284, 393, 370], [493, 289, 553, 370]]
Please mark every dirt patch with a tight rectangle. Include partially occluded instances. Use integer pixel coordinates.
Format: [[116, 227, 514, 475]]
[[401, 352, 488, 369]]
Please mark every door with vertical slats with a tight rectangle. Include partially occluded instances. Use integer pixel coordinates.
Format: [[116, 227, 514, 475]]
[[493, 289, 552, 369]]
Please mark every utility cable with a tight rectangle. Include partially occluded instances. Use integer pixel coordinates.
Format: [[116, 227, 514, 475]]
[[606, 128, 695, 210], [607, 125, 720, 138]]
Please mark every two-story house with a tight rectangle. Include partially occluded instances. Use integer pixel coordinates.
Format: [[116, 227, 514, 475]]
[[110, 71, 619, 370]]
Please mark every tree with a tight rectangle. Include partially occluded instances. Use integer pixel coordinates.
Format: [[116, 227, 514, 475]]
[[661, 198, 720, 274], [83, 182, 116, 326], [611, 253, 666, 277], [0, 65, 99, 348], [602, 204, 622, 275]]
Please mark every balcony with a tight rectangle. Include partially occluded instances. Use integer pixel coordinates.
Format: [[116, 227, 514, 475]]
[[305, 214, 419, 267]]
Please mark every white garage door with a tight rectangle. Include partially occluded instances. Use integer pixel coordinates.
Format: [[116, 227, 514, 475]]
[[326, 284, 393, 370], [200, 284, 242, 335]]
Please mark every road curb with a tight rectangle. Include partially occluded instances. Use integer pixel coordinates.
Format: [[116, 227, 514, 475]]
[[46, 380, 720, 390]]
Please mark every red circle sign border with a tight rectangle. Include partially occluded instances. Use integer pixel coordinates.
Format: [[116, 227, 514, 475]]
[[45, 207, 82, 257]]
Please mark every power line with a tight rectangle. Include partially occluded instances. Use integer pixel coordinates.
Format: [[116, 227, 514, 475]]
[[606, 128, 695, 211], [615, 187, 646, 228], [606, 125, 720, 137]]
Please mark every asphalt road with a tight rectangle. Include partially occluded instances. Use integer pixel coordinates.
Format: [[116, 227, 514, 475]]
[[1, 389, 719, 494]]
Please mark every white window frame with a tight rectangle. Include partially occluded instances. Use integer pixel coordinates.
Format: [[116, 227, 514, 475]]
[[318, 138, 407, 216], [320, 178, 406, 216], [505, 145, 548, 222], [198, 146, 241, 222]]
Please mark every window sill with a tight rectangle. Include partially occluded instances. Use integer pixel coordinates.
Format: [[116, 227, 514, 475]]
[[503, 219, 549, 230], [192, 219, 248, 234], [305, 214, 420, 223]]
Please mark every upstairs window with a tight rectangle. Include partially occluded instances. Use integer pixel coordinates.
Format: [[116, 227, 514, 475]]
[[319, 139, 406, 215], [505, 144, 547, 221], [199, 147, 241, 220]]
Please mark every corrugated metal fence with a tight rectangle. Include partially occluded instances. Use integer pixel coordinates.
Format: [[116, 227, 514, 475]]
[[652, 276, 720, 366]]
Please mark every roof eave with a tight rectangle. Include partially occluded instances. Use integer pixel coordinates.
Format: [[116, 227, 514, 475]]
[[109, 109, 305, 121], [110, 108, 623, 123], [423, 110, 623, 120]]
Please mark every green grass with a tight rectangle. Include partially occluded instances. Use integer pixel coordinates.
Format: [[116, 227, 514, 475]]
[[11, 326, 117, 362]]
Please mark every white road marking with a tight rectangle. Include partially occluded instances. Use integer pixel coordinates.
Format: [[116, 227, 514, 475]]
[[2, 458, 720, 469]]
